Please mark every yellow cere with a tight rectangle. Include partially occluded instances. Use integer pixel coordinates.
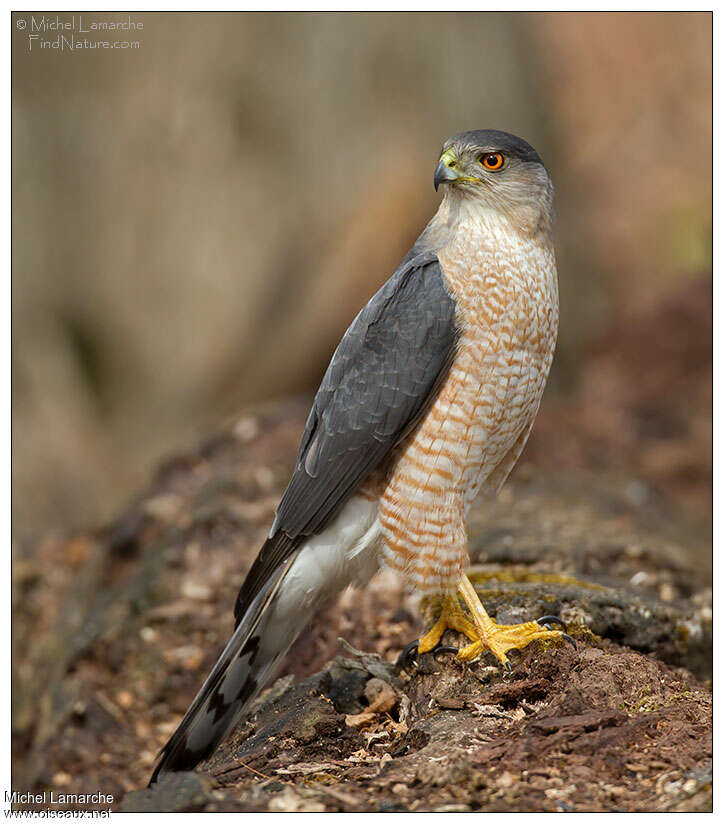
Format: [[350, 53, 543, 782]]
[[440, 148, 457, 168]]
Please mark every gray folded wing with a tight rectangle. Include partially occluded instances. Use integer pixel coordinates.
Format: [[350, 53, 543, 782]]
[[234, 251, 459, 624]]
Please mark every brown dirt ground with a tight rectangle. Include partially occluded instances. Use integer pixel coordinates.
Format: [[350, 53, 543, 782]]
[[132, 640, 710, 812]]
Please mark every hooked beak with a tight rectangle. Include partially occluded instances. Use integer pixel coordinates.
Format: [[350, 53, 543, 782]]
[[434, 149, 460, 191]]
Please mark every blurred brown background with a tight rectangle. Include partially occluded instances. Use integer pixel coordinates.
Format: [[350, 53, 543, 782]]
[[12, 12, 711, 544]]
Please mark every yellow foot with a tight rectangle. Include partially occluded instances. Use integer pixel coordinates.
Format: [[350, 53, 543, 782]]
[[454, 618, 570, 665], [411, 576, 576, 670], [417, 593, 478, 654]]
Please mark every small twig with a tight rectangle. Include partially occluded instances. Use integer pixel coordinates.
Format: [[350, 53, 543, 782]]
[[235, 759, 274, 782]]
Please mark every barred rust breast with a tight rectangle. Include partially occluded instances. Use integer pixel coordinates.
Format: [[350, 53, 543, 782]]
[[376, 217, 558, 593]]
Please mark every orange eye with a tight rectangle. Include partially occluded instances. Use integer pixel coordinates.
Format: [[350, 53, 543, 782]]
[[480, 152, 504, 171]]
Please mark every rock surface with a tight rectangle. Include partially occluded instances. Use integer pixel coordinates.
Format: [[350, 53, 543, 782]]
[[12, 401, 711, 812]]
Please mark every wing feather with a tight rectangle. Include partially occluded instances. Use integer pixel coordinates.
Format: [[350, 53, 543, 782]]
[[234, 252, 458, 625]]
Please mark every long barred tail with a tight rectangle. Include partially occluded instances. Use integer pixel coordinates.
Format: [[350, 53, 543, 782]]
[[149, 556, 299, 783], [149, 496, 380, 784]]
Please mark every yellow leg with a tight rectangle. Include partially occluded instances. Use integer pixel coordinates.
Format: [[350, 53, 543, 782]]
[[417, 575, 571, 668]]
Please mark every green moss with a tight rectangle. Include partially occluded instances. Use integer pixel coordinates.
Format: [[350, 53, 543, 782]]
[[304, 773, 339, 786], [468, 566, 608, 593], [623, 684, 697, 714], [669, 690, 695, 702]]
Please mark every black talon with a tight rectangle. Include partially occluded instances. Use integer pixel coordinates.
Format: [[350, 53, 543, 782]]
[[396, 639, 460, 671], [396, 640, 420, 670], [536, 615, 578, 650], [432, 644, 459, 661], [504, 661, 513, 675], [561, 632, 577, 650], [537, 615, 567, 631]]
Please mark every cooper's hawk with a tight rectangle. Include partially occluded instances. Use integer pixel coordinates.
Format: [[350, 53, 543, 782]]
[[151, 129, 568, 782]]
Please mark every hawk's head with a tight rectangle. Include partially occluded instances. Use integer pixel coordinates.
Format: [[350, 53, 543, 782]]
[[434, 129, 553, 234]]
